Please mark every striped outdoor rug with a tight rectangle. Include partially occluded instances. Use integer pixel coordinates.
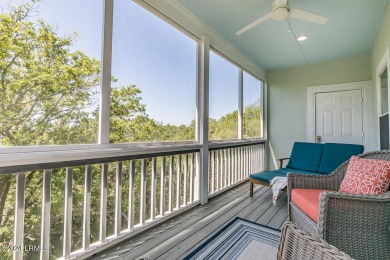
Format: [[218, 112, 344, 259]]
[[184, 217, 281, 260]]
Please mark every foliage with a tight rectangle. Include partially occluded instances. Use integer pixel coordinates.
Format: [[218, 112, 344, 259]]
[[0, 0, 100, 147], [243, 101, 262, 138]]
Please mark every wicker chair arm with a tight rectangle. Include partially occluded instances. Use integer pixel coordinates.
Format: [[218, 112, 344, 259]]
[[287, 156, 352, 199], [277, 222, 353, 260], [287, 173, 339, 200], [316, 191, 390, 239]]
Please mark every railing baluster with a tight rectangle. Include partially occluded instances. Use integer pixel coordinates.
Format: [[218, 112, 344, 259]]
[[115, 162, 122, 236], [63, 167, 73, 258], [250, 147, 252, 174], [223, 149, 227, 188], [240, 147, 244, 180], [169, 156, 173, 212], [160, 157, 166, 216], [254, 145, 257, 172], [248, 146, 250, 175], [230, 148, 235, 184], [211, 151, 215, 194], [184, 154, 188, 206], [259, 144, 262, 171], [245, 147, 248, 178], [41, 169, 51, 259], [255, 145, 260, 172], [82, 166, 91, 250], [258, 144, 260, 171], [262, 144, 265, 171], [190, 153, 194, 202], [208, 152, 211, 194], [151, 158, 157, 221], [176, 155, 181, 209], [245, 146, 248, 177], [253, 146, 256, 173], [230, 149, 234, 185], [216, 150, 219, 190], [194, 152, 200, 201], [254, 145, 257, 171], [236, 148, 239, 181], [234, 148, 237, 183], [244, 147, 247, 179], [13, 172, 25, 260], [247, 146, 250, 177], [238, 148, 241, 181], [100, 164, 108, 242], [256, 145, 258, 171], [226, 149, 232, 186], [243, 146, 246, 178], [140, 159, 146, 225], [128, 160, 135, 229], [220, 150, 223, 189]]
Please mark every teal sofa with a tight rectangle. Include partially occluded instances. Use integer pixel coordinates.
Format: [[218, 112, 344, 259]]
[[249, 142, 364, 196]]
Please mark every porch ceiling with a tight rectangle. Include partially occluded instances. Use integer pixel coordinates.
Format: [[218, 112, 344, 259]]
[[177, 0, 388, 71]]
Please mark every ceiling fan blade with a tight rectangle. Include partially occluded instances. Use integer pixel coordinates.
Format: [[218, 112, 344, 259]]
[[289, 8, 329, 24], [235, 13, 272, 35], [274, 0, 288, 6]]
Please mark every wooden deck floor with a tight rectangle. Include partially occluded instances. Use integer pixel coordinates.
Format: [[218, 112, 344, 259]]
[[93, 183, 288, 260]]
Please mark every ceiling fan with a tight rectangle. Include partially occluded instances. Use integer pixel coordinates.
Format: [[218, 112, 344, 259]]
[[235, 0, 329, 35]]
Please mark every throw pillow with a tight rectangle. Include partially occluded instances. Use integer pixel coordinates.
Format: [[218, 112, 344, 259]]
[[339, 156, 390, 195]]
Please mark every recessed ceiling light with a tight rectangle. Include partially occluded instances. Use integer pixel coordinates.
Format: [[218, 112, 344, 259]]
[[296, 35, 308, 41]]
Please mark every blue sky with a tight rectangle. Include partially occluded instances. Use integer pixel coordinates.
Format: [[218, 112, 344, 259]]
[[5, 0, 261, 126]]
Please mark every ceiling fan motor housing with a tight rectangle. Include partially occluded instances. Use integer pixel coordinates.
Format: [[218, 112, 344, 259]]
[[272, 4, 289, 20]]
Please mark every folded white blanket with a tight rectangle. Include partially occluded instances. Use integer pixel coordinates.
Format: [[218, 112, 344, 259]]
[[269, 177, 287, 205]]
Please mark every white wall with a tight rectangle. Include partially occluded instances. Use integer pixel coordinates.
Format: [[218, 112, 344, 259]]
[[267, 54, 372, 170]]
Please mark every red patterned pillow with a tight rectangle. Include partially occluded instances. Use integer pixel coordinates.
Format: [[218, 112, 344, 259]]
[[339, 156, 390, 195]]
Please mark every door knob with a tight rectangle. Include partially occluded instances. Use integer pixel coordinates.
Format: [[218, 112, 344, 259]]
[[315, 136, 322, 143]]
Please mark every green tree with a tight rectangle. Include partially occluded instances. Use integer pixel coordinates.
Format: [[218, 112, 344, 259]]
[[243, 101, 262, 138], [0, 1, 101, 258]]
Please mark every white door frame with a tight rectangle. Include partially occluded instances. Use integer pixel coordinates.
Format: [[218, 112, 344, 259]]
[[307, 81, 374, 151], [376, 46, 390, 149]]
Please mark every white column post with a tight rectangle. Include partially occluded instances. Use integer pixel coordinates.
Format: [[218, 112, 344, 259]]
[[238, 69, 244, 139], [98, 0, 114, 144], [197, 35, 210, 205]]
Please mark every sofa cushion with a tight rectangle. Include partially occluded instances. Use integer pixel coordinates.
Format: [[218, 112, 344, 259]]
[[339, 156, 390, 195], [250, 171, 286, 183], [276, 168, 321, 175], [250, 168, 323, 183], [291, 189, 329, 222], [318, 143, 364, 174], [286, 142, 324, 172]]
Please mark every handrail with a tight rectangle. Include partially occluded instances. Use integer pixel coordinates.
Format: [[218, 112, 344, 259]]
[[0, 139, 266, 174], [209, 139, 266, 150], [0, 143, 202, 174]]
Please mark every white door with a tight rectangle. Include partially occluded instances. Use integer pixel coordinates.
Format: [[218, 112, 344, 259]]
[[315, 90, 364, 144]]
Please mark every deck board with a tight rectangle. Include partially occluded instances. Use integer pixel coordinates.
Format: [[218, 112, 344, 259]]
[[93, 183, 288, 260]]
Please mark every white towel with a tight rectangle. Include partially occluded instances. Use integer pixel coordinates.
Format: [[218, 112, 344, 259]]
[[269, 177, 287, 205]]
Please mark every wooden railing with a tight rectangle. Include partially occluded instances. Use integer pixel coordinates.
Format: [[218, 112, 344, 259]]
[[0, 140, 265, 259], [209, 142, 265, 196]]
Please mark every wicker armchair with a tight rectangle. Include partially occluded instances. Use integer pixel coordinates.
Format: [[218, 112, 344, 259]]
[[287, 150, 390, 260], [277, 222, 352, 260]]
